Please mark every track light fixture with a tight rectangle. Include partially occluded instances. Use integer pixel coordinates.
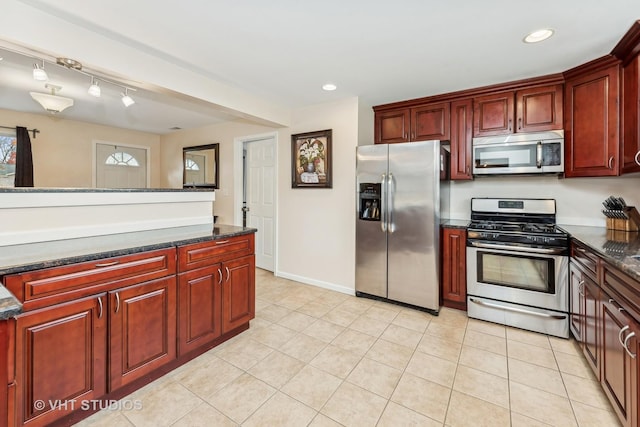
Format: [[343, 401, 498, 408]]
[[121, 88, 135, 107], [32, 60, 48, 81], [4, 47, 139, 110], [88, 77, 101, 97]]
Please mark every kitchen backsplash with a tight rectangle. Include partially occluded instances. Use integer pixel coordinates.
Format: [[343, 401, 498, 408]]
[[449, 174, 640, 226]]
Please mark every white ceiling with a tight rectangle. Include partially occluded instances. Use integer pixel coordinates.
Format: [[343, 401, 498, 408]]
[[2, 0, 640, 134]]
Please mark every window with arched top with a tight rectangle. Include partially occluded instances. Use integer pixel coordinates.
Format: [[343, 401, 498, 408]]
[[105, 151, 140, 166], [185, 158, 200, 171]]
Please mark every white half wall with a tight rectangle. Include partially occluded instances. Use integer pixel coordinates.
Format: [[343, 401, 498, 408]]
[[449, 173, 640, 226], [0, 190, 214, 246], [278, 97, 359, 292]]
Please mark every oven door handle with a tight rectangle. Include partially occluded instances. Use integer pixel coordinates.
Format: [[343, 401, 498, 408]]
[[470, 298, 567, 320], [469, 241, 565, 255]]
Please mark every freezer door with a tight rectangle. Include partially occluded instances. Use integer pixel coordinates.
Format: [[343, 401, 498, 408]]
[[387, 141, 440, 310], [355, 144, 388, 298]]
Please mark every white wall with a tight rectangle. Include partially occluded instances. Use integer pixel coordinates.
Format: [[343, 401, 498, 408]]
[[449, 173, 640, 226], [277, 98, 359, 293], [159, 120, 283, 224]]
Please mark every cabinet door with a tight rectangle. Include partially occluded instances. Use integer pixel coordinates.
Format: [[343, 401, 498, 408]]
[[583, 276, 601, 377], [473, 91, 514, 136], [109, 276, 176, 391], [569, 263, 584, 342], [601, 297, 637, 427], [178, 265, 222, 356], [564, 64, 620, 177], [222, 255, 256, 333], [410, 102, 450, 141], [375, 109, 410, 144], [440, 228, 467, 310], [516, 84, 563, 132], [15, 295, 106, 427], [621, 56, 640, 174], [450, 99, 473, 180]]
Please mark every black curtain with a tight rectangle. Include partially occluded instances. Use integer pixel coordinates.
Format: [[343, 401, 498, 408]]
[[15, 126, 34, 187]]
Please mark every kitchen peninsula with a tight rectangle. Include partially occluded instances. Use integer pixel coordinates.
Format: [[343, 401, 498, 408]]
[[0, 188, 257, 427]]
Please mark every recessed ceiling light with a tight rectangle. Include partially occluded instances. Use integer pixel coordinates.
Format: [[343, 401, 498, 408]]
[[322, 83, 337, 91], [523, 28, 554, 43]]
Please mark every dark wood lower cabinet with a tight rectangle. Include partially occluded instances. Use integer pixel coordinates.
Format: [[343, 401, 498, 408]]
[[222, 255, 256, 333], [109, 277, 176, 391], [601, 297, 638, 427], [583, 276, 601, 376], [178, 265, 222, 356], [14, 295, 107, 427], [440, 228, 467, 311]]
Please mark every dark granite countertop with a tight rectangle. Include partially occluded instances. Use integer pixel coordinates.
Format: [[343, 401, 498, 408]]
[[0, 224, 256, 319], [559, 224, 640, 282], [440, 219, 470, 229], [0, 187, 213, 193]]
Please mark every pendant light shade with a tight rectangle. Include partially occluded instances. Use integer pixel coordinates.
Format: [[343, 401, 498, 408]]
[[30, 84, 74, 114]]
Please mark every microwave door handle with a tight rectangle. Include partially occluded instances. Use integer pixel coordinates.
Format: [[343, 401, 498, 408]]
[[536, 141, 543, 168]]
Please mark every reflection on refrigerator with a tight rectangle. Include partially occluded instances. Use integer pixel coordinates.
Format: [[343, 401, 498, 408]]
[[355, 140, 450, 314]]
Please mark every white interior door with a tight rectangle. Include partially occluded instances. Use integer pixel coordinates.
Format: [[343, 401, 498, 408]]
[[246, 137, 275, 271], [95, 143, 148, 188]]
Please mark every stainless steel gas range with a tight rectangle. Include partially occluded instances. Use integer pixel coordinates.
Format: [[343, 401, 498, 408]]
[[466, 198, 570, 338]]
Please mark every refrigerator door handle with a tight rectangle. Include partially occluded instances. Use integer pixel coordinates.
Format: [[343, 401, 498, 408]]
[[380, 173, 387, 232], [387, 173, 394, 233]]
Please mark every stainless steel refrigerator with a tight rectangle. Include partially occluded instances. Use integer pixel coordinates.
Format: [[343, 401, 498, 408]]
[[355, 140, 449, 314]]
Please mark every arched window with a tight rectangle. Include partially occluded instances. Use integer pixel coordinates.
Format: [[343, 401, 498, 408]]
[[185, 159, 200, 170], [105, 151, 140, 166]]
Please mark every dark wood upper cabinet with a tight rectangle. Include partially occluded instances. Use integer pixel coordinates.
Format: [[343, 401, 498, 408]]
[[621, 55, 640, 174], [375, 109, 410, 144], [411, 102, 450, 141], [375, 103, 450, 144], [450, 98, 473, 180], [564, 57, 620, 177], [516, 84, 563, 132], [473, 91, 514, 136], [473, 85, 562, 137]]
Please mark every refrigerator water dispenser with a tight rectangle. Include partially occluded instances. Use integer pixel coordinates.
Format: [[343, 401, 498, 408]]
[[359, 183, 381, 221]]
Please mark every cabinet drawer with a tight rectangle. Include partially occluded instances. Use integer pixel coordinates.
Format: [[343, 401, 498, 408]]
[[178, 234, 255, 272], [602, 262, 640, 323], [571, 242, 599, 281], [5, 248, 176, 310]]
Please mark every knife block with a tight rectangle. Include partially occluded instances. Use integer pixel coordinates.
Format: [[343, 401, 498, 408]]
[[605, 206, 640, 232]]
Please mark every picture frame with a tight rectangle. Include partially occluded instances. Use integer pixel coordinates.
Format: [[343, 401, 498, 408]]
[[291, 129, 332, 188]]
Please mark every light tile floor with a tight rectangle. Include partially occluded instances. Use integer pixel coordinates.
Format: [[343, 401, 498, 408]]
[[77, 269, 621, 427]]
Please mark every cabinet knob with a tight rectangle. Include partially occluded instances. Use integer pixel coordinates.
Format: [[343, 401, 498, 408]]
[[97, 296, 103, 319], [518, 117, 522, 130], [508, 119, 512, 132], [225, 266, 230, 282], [115, 292, 120, 313], [608, 156, 615, 170], [218, 268, 223, 285], [635, 151, 640, 167]]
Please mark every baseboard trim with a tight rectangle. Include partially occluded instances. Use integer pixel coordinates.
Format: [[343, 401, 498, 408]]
[[275, 270, 355, 296]]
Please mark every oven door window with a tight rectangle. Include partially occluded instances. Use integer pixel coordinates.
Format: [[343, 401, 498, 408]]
[[477, 251, 555, 293]]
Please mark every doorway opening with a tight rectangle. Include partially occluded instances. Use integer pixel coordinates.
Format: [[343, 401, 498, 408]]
[[234, 133, 277, 272]]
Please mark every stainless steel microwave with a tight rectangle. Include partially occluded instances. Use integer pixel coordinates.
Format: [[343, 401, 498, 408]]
[[472, 130, 564, 175]]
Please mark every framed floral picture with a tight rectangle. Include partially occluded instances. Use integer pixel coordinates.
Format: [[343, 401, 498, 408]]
[[291, 129, 332, 188]]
